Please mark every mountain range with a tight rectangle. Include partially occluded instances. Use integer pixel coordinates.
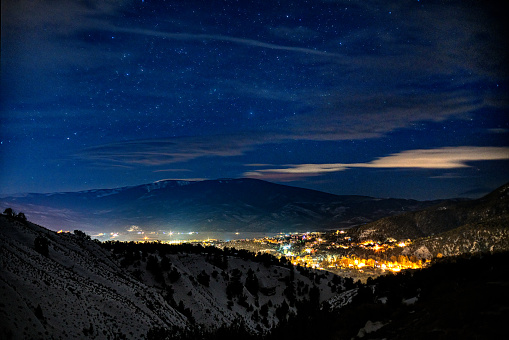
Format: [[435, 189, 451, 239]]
[[0, 178, 449, 236]]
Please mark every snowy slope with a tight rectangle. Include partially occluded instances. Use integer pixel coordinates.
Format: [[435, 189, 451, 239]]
[[119, 250, 343, 333], [0, 215, 350, 339], [0, 216, 187, 340]]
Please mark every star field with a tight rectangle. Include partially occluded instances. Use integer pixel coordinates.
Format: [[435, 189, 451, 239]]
[[1, 0, 508, 200]]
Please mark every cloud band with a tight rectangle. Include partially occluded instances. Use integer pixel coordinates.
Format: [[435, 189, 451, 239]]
[[244, 146, 509, 180]]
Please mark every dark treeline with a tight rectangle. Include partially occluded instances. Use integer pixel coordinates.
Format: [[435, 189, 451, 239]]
[[2, 207, 27, 223], [100, 241, 294, 269]]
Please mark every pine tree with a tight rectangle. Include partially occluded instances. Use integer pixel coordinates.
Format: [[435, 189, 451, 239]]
[[34, 304, 44, 321], [34, 236, 49, 257], [197, 270, 210, 287], [245, 268, 259, 296]]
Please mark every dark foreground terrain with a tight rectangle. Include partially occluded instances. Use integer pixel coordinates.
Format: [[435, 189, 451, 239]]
[[1, 212, 507, 339]]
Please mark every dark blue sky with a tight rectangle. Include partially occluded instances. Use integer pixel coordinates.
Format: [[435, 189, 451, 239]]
[[1, 0, 508, 200]]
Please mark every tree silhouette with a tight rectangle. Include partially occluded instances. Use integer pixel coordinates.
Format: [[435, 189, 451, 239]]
[[160, 256, 172, 271], [17, 212, 27, 222], [34, 236, 49, 257], [74, 230, 91, 240], [276, 300, 290, 322], [3, 207, 14, 217], [197, 270, 210, 287], [245, 268, 259, 296], [146, 255, 159, 272], [226, 268, 243, 299], [168, 267, 181, 283], [309, 285, 320, 308], [35, 304, 44, 321]]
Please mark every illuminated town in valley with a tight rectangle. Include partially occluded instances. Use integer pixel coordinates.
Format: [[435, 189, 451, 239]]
[[84, 228, 428, 281], [220, 231, 428, 281]]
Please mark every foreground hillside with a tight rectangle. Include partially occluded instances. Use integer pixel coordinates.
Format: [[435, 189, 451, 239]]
[[0, 214, 347, 339], [0, 215, 187, 339], [0, 178, 446, 235], [101, 241, 345, 335], [1, 212, 508, 339], [329, 252, 509, 340]]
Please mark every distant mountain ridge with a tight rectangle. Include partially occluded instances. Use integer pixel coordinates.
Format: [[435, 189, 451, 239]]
[[350, 181, 509, 241], [0, 178, 448, 235]]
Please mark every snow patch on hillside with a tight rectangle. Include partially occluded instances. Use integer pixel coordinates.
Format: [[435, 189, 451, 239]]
[[146, 180, 192, 192], [0, 217, 187, 339], [0, 215, 349, 338]]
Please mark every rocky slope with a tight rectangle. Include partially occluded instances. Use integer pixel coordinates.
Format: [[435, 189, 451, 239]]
[[346, 182, 509, 260], [401, 215, 509, 259], [350, 182, 509, 242]]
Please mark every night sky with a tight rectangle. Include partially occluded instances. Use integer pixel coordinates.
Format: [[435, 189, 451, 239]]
[[1, 0, 508, 200]]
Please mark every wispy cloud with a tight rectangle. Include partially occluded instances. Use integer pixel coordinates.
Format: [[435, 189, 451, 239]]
[[429, 173, 467, 179], [153, 169, 192, 173], [110, 26, 344, 58], [245, 146, 509, 181], [74, 133, 281, 167], [355, 147, 509, 169], [488, 128, 509, 134], [75, 138, 242, 166], [287, 90, 487, 141], [152, 177, 207, 182]]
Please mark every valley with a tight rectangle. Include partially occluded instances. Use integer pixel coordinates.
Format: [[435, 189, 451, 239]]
[[1, 209, 507, 339], [1, 181, 508, 339], [222, 231, 428, 282]]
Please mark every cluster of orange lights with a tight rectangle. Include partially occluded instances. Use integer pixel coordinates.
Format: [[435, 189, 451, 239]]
[[288, 250, 427, 273], [321, 255, 426, 273], [357, 239, 410, 253], [276, 233, 425, 274]]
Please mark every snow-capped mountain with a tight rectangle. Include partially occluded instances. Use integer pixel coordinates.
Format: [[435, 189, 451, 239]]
[[0, 178, 447, 235]]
